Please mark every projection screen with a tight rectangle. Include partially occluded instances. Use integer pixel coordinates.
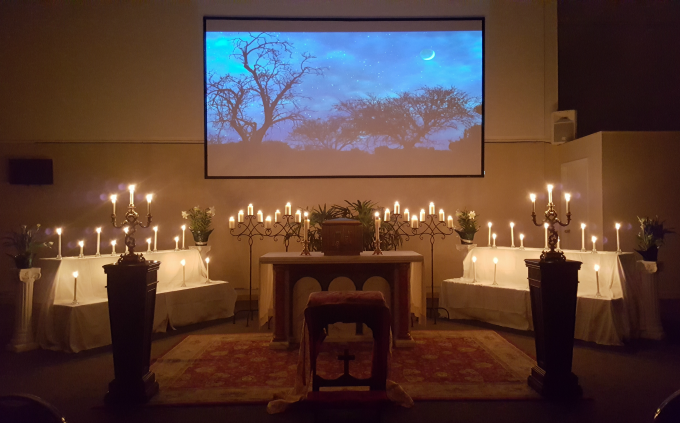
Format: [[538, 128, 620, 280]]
[[204, 18, 484, 178]]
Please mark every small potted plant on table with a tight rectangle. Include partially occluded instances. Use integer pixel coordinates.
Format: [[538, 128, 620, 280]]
[[635, 216, 674, 262], [182, 206, 215, 246], [454, 209, 480, 245]]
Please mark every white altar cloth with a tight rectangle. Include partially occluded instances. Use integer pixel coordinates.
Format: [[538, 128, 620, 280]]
[[34, 249, 237, 353], [440, 247, 637, 346]]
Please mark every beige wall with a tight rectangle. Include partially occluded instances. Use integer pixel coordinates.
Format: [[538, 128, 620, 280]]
[[0, 1, 559, 300]]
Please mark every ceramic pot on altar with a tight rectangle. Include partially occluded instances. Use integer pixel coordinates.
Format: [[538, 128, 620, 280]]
[[191, 229, 213, 246], [455, 230, 476, 245]]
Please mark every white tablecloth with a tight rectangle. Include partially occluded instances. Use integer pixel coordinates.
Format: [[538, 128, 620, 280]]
[[34, 249, 237, 352], [440, 247, 638, 346]]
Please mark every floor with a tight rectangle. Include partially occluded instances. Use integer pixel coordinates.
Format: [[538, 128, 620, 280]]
[[1, 311, 680, 423]]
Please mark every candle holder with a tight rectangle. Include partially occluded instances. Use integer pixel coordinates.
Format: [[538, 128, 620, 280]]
[[531, 199, 571, 262], [111, 201, 152, 265]]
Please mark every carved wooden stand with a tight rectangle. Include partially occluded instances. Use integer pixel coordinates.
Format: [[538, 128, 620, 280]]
[[525, 259, 582, 398], [103, 260, 161, 404]]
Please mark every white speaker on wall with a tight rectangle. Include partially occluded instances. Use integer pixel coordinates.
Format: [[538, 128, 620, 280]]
[[552, 110, 577, 145]]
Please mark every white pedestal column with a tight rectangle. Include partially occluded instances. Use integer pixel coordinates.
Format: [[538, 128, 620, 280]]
[[6, 267, 41, 352], [636, 260, 665, 340]]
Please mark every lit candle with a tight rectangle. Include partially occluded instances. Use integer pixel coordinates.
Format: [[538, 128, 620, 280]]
[[257, 210, 263, 223], [229, 217, 235, 229], [275, 210, 281, 223], [592, 236, 597, 253], [72, 271, 79, 305], [488, 222, 492, 246], [519, 233, 525, 249], [111, 195, 117, 215], [547, 184, 553, 204], [295, 210, 302, 223], [615, 223, 621, 253], [385, 209, 391, 222], [429, 202, 435, 215], [153, 226, 158, 252], [146, 194, 152, 215], [557, 236, 561, 250], [265, 216, 272, 229], [581, 223, 586, 251], [238, 210, 244, 223], [181, 259, 186, 286], [594, 264, 601, 297], [510, 222, 515, 247], [247, 204, 254, 216], [447, 215, 454, 229], [181, 225, 186, 249], [129, 184, 135, 206], [110, 239, 117, 256], [420, 209, 426, 222], [565, 193, 571, 214], [174, 236, 179, 251], [304, 216, 310, 241], [95, 227, 101, 256], [394, 201, 400, 216], [411, 215, 418, 229], [374, 212, 381, 244], [123, 227, 129, 253], [438, 209, 445, 222], [78, 240, 84, 258], [205, 257, 210, 283], [56, 228, 62, 259], [530, 193, 536, 214], [146, 238, 152, 252], [471, 256, 477, 283], [492, 233, 497, 247], [544, 223, 549, 249], [404, 209, 410, 222], [285, 202, 292, 216], [493, 257, 499, 285]]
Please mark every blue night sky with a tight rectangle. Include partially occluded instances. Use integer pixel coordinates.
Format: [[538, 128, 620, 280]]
[[205, 30, 482, 148]]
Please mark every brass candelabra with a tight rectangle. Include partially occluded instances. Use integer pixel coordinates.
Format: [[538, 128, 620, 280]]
[[111, 192, 152, 265], [531, 189, 571, 262]]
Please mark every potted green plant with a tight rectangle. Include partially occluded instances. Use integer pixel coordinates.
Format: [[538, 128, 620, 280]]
[[635, 216, 674, 261], [181, 206, 215, 246], [454, 209, 480, 244], [2, 224, 53, 269]]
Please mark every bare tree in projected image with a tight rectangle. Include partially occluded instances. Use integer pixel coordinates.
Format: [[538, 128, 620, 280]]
[[206, 33, 324, 145], [287, 116, 365, 151]]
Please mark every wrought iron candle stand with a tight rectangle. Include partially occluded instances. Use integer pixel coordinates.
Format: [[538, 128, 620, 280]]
[[229, 213, 301, 326], [111, 202, 152, 264], [388, 213, 454, 324]]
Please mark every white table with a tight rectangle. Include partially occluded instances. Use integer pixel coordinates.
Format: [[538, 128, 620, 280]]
[[34, 249, 237, 352], [440, 247, 641, 346]]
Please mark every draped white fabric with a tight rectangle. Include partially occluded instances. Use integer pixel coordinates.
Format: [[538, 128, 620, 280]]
[[440, 247, 643, 346], [34, 249, 237, 352]]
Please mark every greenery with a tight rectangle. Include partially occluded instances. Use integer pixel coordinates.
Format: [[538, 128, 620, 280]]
[[636, 216, 674, 251], [2, 224, 53, 269], [181, 206, 215, 232], [454, 209, 480, 240]]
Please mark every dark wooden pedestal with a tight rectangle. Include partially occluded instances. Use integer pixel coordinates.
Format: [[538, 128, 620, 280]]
[[525, 258, 583, 398], [103, 260, 161, 404]]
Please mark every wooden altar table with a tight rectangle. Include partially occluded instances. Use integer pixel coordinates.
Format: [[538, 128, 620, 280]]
[[259, 251, 424, 348]]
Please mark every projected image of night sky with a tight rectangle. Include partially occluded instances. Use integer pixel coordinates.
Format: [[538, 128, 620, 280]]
[[205, 31, 482, 153]]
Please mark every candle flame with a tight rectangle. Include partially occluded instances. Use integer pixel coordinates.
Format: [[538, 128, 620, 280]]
[[111, 240, 116, 245], [153, 226, 158, 231], [530, 193, 536, 202], [472, 256, 477, 263], [124, 227, 129, 234], [146, 194, 153, 202], [581, 223, 586, 229], [510, 222, 514, 227], [565, 193, 571, 201], [174, 236, 179, 242], [78, 240, 84, 247], [375, 211, 380, 217], [520, 234, 524, 239], [615, 223, 621, 229], [544, 223, 549, 228], [488, 222, 492, 227], [206, 257, 210, 263], [110, 195, 117, 203], [547, 184, 553, 192], [96, 227, 101, 233], [492, 233, 497, 239], [229, 217, 234, 221], [594, 265, 600, 272], [493, 257, 498, 264], [73, 271, 78, 278], [303, 211, 308, 217], [129, 185, 135, 192], [181, 225, 186, 230], [181, 259, 186, 266], [266, 216, 271, 221], [56, 228, 62, 235], [592, 236, 597, 242]]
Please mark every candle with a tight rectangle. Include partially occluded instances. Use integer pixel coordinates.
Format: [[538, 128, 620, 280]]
[[95, 227, 101, 256], [275, 210, 281, 223], [295, 210, 302, 223], [146, 238, 152, 252], [615, 223, 621, 253], [429, 202, 435, 215], [247, 204, 254, 216], [411, 215, 418, 229], [592, 236, 597, 253], [129, 184, 135, 206], [530, 193, 536, 213], [174, 236, 179, 251], [146, 194, 152, 215], [181, 225, 186, 249], [471, 256, 477, 283], [285, 202, 292, 216], [557, 236, 561, 250], [544, 223, 549, 249], [519, 234, 525, 249], [238, 210, 244, 223], [56, 228, 62, 259], [420, 209, 426, 222], [492, 233, 497, 247], [229, 217, 235, 229], [78, 240, 84, 258], [304, 217, 310, 242], [123, 227, 129, 253], [111, 240, 117, 255], [404, 209, 410, 222], [438, 209, 445, 222], [493, 257, 498, 285], [257, 210, 263, 223], [547, 184, 553, 204], [153, 226, 158, 252], [385, 209, 391, 222], [265, 216, 272, 229], [565, 193, 571, 214], [447, 215, 454, 229], [181, 259, 186, 287], [374, 212, 381, 243], [581, 223, 586, 251], [394, 201, 400, 216], [72, 271, 79, 304], [510, 222, 515, 247], [488, 222, 492, 246], [111, 195, 117, 215], [205, 257, 210, 283], [594, 264, 601, 297]]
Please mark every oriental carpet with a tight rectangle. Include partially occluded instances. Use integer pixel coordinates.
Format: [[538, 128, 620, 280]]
[[148, 330, 539, 405]]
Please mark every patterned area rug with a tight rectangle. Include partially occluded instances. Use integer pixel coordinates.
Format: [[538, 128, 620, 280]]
[[149, 330, 539, 405]]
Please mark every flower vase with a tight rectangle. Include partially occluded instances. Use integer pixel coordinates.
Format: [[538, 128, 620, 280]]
[[455, 230, 476, 245], [191, 229, 213, 246], [635, 245, 659, 262]]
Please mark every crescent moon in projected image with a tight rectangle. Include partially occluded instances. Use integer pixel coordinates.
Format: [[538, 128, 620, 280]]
[[420, 49, 435, 61]]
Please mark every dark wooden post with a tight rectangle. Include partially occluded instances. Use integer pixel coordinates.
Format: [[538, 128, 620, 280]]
[[525, 258, 582, 398], [103, 260, 161, 404]]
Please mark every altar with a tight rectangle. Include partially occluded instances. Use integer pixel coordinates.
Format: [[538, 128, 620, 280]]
[[259, 251, 424, 348], [34, 249, 237, 353]]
